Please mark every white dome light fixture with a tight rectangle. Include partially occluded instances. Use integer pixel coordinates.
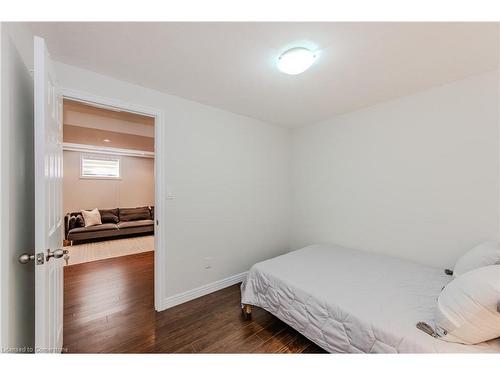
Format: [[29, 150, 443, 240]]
[[277, 47, 317, 75]]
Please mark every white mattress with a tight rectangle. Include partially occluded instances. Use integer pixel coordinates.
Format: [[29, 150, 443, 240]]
[[241, 244, 500, 353]]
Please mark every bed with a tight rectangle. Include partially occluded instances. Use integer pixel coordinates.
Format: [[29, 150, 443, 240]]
[[241, 244, 500, 353]]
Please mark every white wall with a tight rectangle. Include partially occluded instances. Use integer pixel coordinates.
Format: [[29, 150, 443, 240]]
[[0, 23, 35, 351], [292, 71, 499, 269], [55, 62, 291, 297]]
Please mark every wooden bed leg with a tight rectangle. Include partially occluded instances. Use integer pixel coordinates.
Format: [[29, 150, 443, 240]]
[[242, 304, 252, 320]]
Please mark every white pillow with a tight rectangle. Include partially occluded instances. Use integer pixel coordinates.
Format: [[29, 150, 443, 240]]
[[435, 265, 500, 344], [453, 241, 500, 276], [81, 208, 102, 227]]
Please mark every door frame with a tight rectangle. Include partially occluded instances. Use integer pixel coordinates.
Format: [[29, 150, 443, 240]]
[[60, 88, 166, 311]]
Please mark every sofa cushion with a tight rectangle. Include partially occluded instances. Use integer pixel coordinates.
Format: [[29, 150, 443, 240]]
[[119, 207, 151, 222], [69, 223, 119, 234], [99, 208, 119, 224], [117, 220, 154, 229], [82, 208, 102, 227], [75, 214, 84, 228]]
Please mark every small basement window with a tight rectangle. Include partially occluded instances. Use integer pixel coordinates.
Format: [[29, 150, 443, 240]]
[[80, 155, 121, 179]]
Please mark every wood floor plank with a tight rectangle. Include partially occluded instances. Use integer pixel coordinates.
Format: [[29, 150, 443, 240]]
[[63, 251, 327, 353], [251, 326, 298, 353], [300, 342, 327, 353], [278, 333, 316, 353]]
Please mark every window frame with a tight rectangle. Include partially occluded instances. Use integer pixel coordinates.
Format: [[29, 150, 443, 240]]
[[79, 153, 122, 180]]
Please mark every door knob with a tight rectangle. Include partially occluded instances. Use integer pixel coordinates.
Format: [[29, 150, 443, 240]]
[[18, 252, 45, 265], [18, 253, 35, 264], [46, 248, 69, 261]]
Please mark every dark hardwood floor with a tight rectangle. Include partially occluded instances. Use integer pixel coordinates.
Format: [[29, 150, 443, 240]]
[[63, 251, 326, 353]]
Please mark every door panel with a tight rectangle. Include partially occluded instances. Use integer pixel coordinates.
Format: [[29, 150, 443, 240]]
[[34, 36, 64, 353], [0, 24, 35, 353]]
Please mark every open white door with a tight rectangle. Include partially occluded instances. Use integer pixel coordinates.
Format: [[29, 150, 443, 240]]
[[34, 36, 65, 353]]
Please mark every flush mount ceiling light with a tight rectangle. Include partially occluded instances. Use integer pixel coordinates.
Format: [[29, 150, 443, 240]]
[[277, 47, 317, 75], [103, 139, 111, 143]]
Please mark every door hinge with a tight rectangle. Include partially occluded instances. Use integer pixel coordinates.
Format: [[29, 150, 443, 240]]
[[36, 253, 45, 265]]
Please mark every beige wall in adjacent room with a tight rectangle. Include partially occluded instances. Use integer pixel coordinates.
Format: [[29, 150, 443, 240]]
[[63, 150, 155, 213]]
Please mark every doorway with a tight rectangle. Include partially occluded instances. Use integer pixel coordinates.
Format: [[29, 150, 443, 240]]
[[59, 94, 163, 352], [61, 99, 155, 263]]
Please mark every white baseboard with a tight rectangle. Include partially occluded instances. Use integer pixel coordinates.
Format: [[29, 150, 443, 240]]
[[158, 271, 248, 310]]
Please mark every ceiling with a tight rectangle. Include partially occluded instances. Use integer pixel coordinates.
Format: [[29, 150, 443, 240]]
[[63, 99, 154, 137], [28, 22, 498, 128]]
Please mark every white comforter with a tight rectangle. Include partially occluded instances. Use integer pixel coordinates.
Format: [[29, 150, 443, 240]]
[[241, 244, 500, 353]]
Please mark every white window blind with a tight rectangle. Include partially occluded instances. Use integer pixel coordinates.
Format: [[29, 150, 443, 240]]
[[80, 155, 121, 179]]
